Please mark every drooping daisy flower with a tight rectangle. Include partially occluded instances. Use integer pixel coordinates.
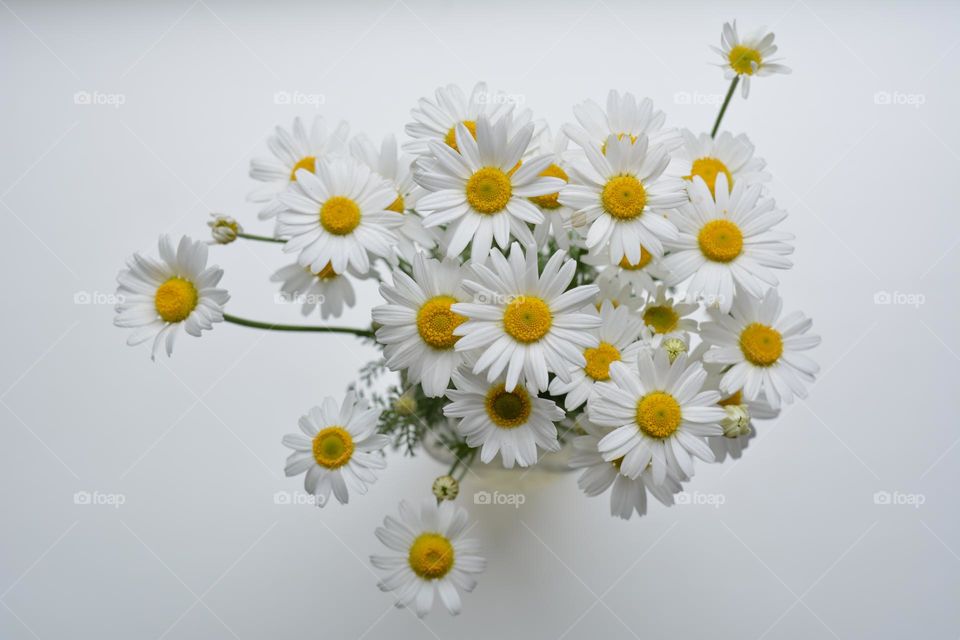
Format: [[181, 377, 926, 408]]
[[529, 126, 575, 251], [114, 235, 229, 359], [675, 130, 769, 197], [372, 253, 471, 397], [700, 287, 820, 410], [415, 117, 563, 259], [549, 301, 646, 410], [451, 243, 601, 392], [350, 133, 436, 263], [372, 497, 486, 617], [588, 350, 726, 483], [277, 157, 404, 274], [281, 393, 389, 506], [570, 417, 684, 519], [249, 116, 349, 221], [563, 91, 681, 154], [640, 284, 699, 345], [559, 134, 685, 264], [444, 368, 563, 468], [662, 174, 793, 313], [713, 21, 791, 98], [270, 261, 369, 320]]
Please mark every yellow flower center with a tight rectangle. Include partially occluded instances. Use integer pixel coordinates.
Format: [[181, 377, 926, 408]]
[[618, 246, 653, 270], [416, 295, 466, 350], [643, 305, 679, 334], [583, 341, 621, 381], [311, 426, 354, 469], [408, 533, 455, 580], [484, 383, 532, 428], [686, 157, 733, 196], [444, 120, 478, 151], [718, 389, 743, 407], [154, 277, 198, 323], [739, 323, 783, 366], [698, 219, 744, 263], [529, 164, 568, 210], [313, 262, 338, 280], [289, 155, 316, 181], [636, 391, 682, 439], [729, 45, 762, 75], [601, 175, 647, 220], [503, 296, 552, 343], [466, 167, 512, 214], [319, 196, 361, 235], [386, 193, 405, 214], [600, 132, 638, 155]]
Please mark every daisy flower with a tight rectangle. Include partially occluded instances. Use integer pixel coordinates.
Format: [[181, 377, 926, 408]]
[[270, 261, 369, 320], [583, 245, 666, 298], [588, 350, 726, 483], [559, 133, 685, 264], [570, 417, 683, 519], [529, 126, 575, 251], [549, 301, 646, 410], [714, 21, 791, 98], [563, 91, 681, 153], [248, 116, 349, 221], [372, 497, 486, 617], [415, 116, 563, 259], [114, 235, 229, 360], [350, 133, 436, 263], [700, 288, 820, 410], [281, 393, 389, 506], [592, 274, 643, 312], [451, 243, 601, 393], [662, 174, 793, 313], [675, 130, 769, 197], [372, 253, 471, 397], [277, 157, 404, 274], [640, 284, 699, 345], [444, 368, 563, 468]]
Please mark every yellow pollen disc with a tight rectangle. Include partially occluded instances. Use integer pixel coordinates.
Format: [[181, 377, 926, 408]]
[[154, 277, 198, 323], [636, 391, 682, 439], [718, 389, 743, 407], [313, 262, 338, 280], [698, 219, 744, 263], [386, 193, 405, 214], [739, 323, 783, 367], [729, 45, 762, 75], [416, 295, 466, 350], [319, 196, 361, 235], [618, 246, 653, 270], [311, 426, 354, 469], [289, 156, 316, 181], [601, 175, 647, 220], [601, 132, 639, 155], [503, 296, 552, 343], [466, 167, 512, 214], [643, 305, 679, 334], [408, 533, 455, 579], [484, 383, 532, 429], [686, 157, 733, 196], [583, 341, 621, 381], [444, 120, 477, 151], [529, 163, 569, 210]]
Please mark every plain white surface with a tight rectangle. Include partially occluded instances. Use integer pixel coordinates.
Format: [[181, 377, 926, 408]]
[[2, 1, 959, 638]]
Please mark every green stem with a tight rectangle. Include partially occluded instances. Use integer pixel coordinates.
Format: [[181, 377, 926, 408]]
[[710, 76, 740, 138], [236, 232, 285, 244], [223, 313, 373, 338]]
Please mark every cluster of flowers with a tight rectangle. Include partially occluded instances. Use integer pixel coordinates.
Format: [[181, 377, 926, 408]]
[[115, 22, 810, 617]]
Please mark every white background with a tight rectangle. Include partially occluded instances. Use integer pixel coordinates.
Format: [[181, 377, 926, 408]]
[[2, 1, 959, 638]]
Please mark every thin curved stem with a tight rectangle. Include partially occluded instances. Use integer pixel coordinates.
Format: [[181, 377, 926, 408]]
[[223, 313, 373, 338], [236, 232, 285, 244], [710, 76, 740, 138]]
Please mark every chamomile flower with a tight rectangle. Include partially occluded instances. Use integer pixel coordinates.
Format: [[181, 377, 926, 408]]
[[372, 497, 486, 617], [415, 117, 563, 259], [114, 235, 229, 360], [675, 130, 769, 197], [663, 174, 793, 313], [277, 157, 403, 274], [563, 91, 681, 153], [270, 261, 368, 320], [529, 127, 575, 251], [700, 288, 820, 410], [593, 274, 643, 312], [282, 393, 389, 506], [588, 350, 726, 483], [372, 253, 471, 397], [350, 133, 435, 263], [249, 116, 349, 221], [570, 417, 683, 519], [549, 301, 646, 410], [640, 284, 699, 345], [713, 21, 791, 98], [559, 134, 685, 264], [583, 246, 666, 298], [444, 369, 563, 468], [451, 243, 601, 393]]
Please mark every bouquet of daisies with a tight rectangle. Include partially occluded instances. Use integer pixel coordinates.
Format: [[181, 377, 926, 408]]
[[114, 21, 817, 617]]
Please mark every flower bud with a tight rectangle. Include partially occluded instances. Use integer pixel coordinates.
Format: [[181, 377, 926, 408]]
[[208, 214, 241, 244], [662, 337, 688, 363], [432, 475, 459, 501], [721, 405, 751, 438]]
